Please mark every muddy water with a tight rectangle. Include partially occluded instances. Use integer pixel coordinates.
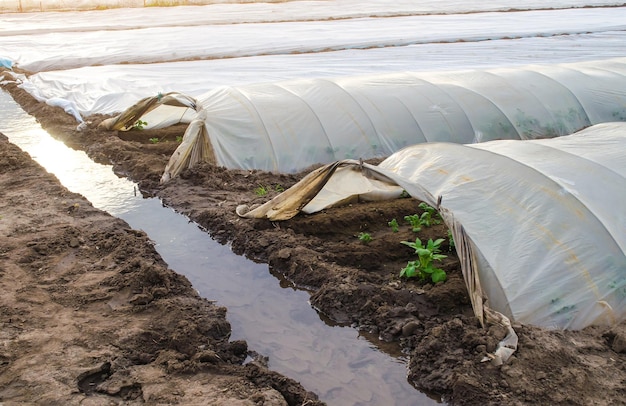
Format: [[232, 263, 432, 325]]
[[0, 90, 439, 405]]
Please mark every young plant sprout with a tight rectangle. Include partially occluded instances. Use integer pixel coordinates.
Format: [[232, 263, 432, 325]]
[[133, 119, 148, 130], [447, 229, 455, 250], [388, 218, 399, 232], [400, 237, 447, 283], [358, 232, 372, 244], [254, 185, 268, 197], [417, 202, 442, 226], [404, 203, 443, 232], [404, 214, 423, 233]]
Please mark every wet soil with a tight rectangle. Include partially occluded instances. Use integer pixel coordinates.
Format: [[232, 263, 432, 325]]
[[2, 71, 626, 405]]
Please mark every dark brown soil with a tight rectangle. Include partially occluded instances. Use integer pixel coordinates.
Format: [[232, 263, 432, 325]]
[[0, 75, 322, 406], [2, 70, 625, 406]]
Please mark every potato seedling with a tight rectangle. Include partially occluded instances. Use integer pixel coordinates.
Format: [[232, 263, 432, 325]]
[[400, 237, 447, 283], [133, 119, 148, 130], [358, 232, 372, 244], [418, 211, 437, 227], [404, 203, 443, 232], [388, 218, 399, 232], [404, 214, 423, 232], [149, 137, 160, 144], [417, 202, 442, 226], [254, 185, 268, 197], [447, 229, 455, 250], [418, 202, 437, 216]]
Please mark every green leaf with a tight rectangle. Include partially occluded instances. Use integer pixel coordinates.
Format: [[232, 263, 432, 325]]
[[388, 218, 399, 232], [431, 268, 447, 283], [420, 212, 432, 226], [421, 266, 435, 274], [400, 262, 418, 278], [447, 229, 455, 249], [426, 238, 445, 253], [401, 238, 424, 252], [400, 240, 415, 249], [358, 232, 372, 244]]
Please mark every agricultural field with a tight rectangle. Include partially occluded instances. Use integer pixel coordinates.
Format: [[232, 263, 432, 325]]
[[2, 74, 624, 405]]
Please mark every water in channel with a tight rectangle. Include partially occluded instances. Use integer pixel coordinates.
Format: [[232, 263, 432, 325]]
[[0, 90, 440, 405]]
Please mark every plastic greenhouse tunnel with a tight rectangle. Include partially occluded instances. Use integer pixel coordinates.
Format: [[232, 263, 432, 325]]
[[16, 56, 625, 363], [236, 122, 626, 363], [84, 57, 626, 181]]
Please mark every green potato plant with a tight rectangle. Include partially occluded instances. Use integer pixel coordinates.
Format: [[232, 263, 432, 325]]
[[400, 237, 447, 283], [403, 214, 423, 232], [358, 232, 372, 244], [447, 229, 455, 250], [388, 218, 399, 232], [254, 185, 268, 197], [417, 202, 442, 226], [133, 119, 148, 130], [404, 203, 443, 232]]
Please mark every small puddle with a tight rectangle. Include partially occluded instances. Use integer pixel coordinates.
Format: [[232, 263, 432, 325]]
[[0, 90, 440, 405]]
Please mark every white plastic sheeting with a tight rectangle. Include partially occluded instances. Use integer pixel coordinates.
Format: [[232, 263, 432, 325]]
[[13, 31, 626, 117], [159, 58, 626, 176], [4, 0, 625, 13], [0, 2, 626, 72], [2, 0, 243, 12], [4, 2, 626, 117], [238, 123, 626, 331], [383, 125, 626, 331], [3, 6, 626, 73]]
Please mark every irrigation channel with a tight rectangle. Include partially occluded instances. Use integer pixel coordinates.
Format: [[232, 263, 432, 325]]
[[0, 89, 440, 405]]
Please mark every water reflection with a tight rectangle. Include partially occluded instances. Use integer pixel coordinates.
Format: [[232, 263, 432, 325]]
[[0, 90, 440, 406]]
